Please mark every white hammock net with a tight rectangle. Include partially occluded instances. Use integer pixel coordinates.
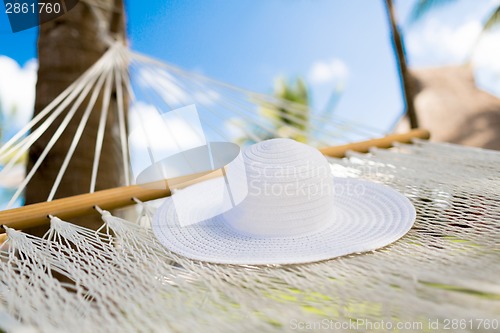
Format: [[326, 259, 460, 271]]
[[0, 40, 498, 332], [0, 44, 382, 209], [1, 139, 499, 333]]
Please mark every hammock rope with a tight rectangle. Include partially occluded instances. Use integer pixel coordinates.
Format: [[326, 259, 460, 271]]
[[0, 41, 432, 230], [115, 60, 131, 186], [7, 65, 108, 208], [1, 140, 498, 333], [90, 67, 114, 193], [48, 65, 111, 201], [1, 41, 497, 333], [129, 50, 383, 142], [0, 48, 115, 160]]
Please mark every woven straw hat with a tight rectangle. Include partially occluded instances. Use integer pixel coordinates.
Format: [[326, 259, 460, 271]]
[[153, 139, 416, 265]]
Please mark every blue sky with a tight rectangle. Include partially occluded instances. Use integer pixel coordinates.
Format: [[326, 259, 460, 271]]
[[126, 0, 404, 132], [1, 0, 406, 134], [0, 0, 499, 134], [0, 0, 498, 207]]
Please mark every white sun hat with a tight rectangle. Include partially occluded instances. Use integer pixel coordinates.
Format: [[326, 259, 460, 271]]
[[152, 138, 416, 265]]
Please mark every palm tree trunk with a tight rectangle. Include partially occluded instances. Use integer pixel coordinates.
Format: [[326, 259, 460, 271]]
[[25, 0, 126, 235], [384, 0, 419, 129]]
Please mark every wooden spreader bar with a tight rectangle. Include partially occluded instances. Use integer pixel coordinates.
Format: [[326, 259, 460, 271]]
[[0, 128, 430, 235]]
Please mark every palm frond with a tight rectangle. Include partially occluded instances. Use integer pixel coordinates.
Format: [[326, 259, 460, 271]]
[[407, 0, 456, 25], [483, 6, 500, 31]]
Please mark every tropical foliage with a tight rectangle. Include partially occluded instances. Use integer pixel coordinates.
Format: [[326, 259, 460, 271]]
[[409, 0, 500, 33], [237, 77, 310, 145]]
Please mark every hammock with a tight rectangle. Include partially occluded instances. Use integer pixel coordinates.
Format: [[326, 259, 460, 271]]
[[0, 44, 387, 210], [0, 43, 499, 332]]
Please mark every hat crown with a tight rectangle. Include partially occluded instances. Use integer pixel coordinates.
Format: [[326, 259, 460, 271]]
[[223, 139, 334, 237]]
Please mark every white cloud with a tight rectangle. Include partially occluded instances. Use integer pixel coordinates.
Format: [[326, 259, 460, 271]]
[[474, 29, 500, 70], [0, 57, 37, 132], [404, 0, 500, 98], [137, 67, 223, 108], [406, 13, 500, 97], [128, 102, 207, 178], [137, 68, 190, 107], [0, 164, 24, 188], [406, 19, 482, 66], [308, 58, 349, 85], [404, 0, 500, 67], [473, 27, 500, 96], [193, 89, 221, 106]]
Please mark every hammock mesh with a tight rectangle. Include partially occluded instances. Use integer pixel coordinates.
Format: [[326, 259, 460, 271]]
[[1, 139, 499, 333]]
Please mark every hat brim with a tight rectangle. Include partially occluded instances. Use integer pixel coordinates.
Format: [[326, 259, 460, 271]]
[[152, 177, 416, 265]]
